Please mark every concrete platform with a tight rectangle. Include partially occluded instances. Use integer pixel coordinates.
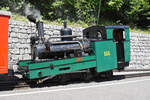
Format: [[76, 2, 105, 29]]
[[0, 75, 150, 100]]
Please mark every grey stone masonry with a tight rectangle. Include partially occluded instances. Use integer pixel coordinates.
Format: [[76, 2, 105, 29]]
[[8, 20, 150, 71], [127, 32, 150, 69]]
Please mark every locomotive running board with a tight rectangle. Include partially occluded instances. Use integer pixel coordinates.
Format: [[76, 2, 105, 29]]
[[18, 56, 96, 80]]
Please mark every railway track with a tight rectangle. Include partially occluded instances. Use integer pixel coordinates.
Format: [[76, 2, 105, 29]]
[[1, 71, 150, 91]]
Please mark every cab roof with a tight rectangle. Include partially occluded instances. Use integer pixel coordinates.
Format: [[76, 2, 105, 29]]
[[105, 26, 129, 29]]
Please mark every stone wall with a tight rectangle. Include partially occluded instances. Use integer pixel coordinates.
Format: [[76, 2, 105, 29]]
[[128, 32, 150, 69], [8, 20, 150, 71]]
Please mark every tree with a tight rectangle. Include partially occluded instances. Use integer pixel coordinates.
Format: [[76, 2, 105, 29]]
[[0, 0, 149, 28]]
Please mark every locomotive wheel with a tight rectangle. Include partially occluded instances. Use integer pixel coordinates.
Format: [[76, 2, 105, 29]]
[[81, 71, 92, 82], [99, 70, 113, 78], [89, 68, 97, 77], [105, 70, 113, 78], [53, 75, 69, 84]]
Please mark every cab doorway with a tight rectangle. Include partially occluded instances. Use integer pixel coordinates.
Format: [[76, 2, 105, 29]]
[[113, 29, 125, 62]]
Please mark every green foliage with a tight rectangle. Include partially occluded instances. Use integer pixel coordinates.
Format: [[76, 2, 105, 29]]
[[11, 13, 28, 22], [103, 0, 150, 28], [127, 0, 150, 27], [0, 0, 149, 31], [107, 0, 124, 10]]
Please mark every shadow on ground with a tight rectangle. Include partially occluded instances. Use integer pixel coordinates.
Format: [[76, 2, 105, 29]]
[[0, 71, 126, 91], [31, 72, 126, 88]]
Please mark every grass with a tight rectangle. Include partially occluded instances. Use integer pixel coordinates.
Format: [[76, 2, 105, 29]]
[[10, 13, 150, 34], [130, 27, 150, 34], [43, 19, 89, 28], [11, 13, 88, 28], [11, 13, 28, 22]]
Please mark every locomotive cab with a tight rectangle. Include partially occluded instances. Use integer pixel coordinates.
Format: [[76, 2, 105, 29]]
[[105, 26, 130, 70]]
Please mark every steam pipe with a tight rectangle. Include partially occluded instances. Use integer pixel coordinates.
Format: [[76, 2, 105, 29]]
[[64, 21, 67, 28], [36, 21, 44, 38]]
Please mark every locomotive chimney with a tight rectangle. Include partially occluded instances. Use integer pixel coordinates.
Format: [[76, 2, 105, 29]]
[[27, 14, 45, 42]]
